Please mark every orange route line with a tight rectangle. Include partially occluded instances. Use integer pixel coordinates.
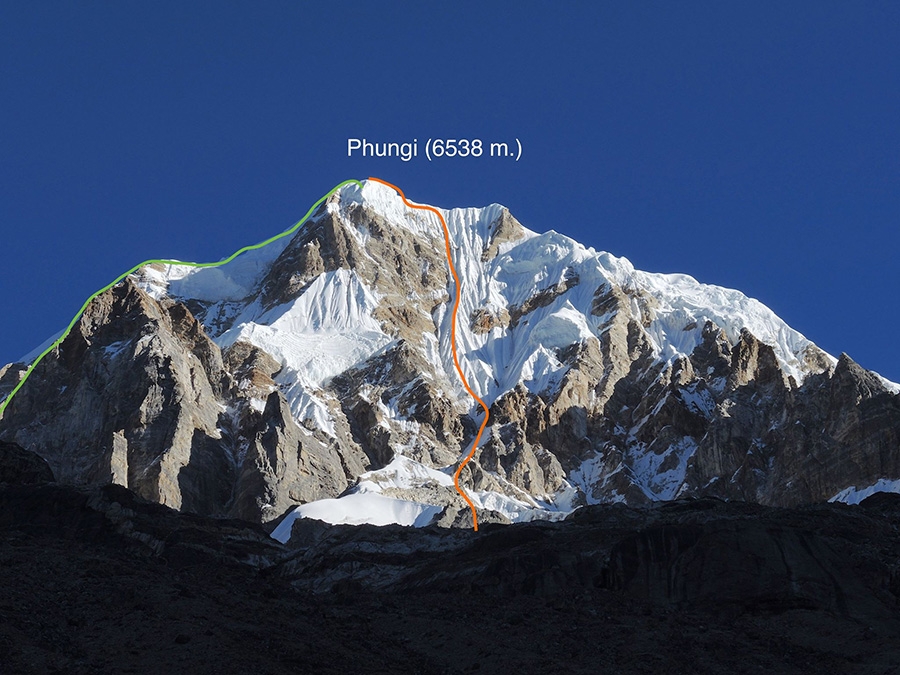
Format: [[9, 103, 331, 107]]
[[368, 177, 488, 532]]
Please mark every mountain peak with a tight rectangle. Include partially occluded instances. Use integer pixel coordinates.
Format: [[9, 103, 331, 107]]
[[2, 182, 898, 529]]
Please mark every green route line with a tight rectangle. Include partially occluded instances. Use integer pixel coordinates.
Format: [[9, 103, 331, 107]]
[[0, 178, 363, 418]]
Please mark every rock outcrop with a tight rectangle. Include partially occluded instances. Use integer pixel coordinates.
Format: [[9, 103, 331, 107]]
[[0, 441, 54, 485]]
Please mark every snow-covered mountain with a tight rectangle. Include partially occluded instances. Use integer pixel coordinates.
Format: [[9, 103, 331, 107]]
[[1, 179, 899, 531]]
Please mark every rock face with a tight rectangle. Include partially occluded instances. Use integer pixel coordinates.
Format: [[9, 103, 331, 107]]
[[0, 278, 229, 508], [0, 278, 367, 523], [1, 179, 898, 525]]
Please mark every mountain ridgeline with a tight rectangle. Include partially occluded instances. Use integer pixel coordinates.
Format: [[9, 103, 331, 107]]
[[1, 180, 898, 528]]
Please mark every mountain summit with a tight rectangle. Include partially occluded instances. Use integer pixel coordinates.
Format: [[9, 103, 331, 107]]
[[1, 179, 898, 530]]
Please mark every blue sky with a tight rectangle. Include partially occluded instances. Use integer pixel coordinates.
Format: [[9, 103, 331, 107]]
[[2, 2, 898, 381]]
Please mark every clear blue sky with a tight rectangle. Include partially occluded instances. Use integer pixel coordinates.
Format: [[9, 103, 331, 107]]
[[2, 2, 898, 382]]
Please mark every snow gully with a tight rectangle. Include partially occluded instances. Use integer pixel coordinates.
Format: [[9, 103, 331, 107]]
[[347, 138, 417, 162]]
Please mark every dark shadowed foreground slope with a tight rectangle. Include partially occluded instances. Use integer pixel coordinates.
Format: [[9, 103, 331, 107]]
[[2, 443, 900, 674]]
